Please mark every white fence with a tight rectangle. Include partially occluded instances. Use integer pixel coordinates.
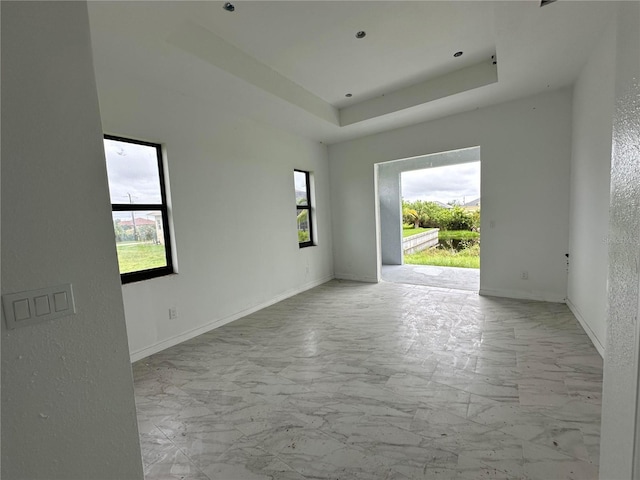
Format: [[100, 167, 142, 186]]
[[402, 228, 439, 254]]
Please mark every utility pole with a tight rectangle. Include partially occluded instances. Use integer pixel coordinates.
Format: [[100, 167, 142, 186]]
[[125, 193, 137, 241]]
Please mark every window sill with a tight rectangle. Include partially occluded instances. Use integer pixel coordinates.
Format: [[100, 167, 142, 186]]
[[121, 268, 176, 285]]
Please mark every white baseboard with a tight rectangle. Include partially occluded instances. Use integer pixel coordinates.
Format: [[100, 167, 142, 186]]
[[333, 272, 379, 283], [130, 275, 334, 362], [566, 298, 605, 357], [479, 288, 566, 304]]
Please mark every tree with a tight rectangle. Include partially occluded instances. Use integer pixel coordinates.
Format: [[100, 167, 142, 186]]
[[138, 224, 156, 242], [297, 210, 310, 242], [402, 206, 420, 228], [113, 219, 125, 242]]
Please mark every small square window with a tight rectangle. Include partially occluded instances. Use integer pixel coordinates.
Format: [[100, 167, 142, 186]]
[[294, 170, 314, 248], [104, 135, 174, 283]]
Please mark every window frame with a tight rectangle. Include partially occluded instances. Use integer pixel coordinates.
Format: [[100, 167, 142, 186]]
[[295, 169, 315, 248], [104, 134, 174, 284]]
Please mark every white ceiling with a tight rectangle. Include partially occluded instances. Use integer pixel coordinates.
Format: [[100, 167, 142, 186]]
[[87, 1, 616, 144]]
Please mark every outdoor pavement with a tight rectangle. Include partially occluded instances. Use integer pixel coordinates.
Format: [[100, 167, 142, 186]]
[[381, 264, 480, 291]]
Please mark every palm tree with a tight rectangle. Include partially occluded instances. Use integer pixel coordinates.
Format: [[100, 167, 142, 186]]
[[403, 207, 420, 228]]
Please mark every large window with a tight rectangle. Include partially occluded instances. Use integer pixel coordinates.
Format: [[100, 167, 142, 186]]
[[294, 170, 314, 248], [103, 135, 174, 283]]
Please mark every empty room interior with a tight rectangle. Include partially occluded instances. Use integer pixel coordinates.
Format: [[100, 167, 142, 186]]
[[2, 1, 640, 479]]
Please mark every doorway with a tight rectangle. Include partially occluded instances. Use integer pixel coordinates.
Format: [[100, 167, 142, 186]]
[[377, 146, 481, 291]]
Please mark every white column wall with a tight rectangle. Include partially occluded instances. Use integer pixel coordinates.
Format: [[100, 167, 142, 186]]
[[1, 2, 143, 478], [378, 164, 402, 265], [599, 3, 640, 478]]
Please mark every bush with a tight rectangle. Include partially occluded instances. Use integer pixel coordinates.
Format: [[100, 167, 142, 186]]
[[298, 230, 310, 243], [402, 200, 478, 231], [444, 206, 474, 231]]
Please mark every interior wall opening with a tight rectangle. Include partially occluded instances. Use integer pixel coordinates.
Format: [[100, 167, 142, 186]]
[[376, 146, 481, 291]]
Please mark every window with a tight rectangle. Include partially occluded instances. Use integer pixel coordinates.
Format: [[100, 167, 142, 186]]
[[103, 135, 174, 283], [294, 170, 314, 247]]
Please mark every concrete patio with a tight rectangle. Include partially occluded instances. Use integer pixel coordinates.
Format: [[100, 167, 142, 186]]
[[382, 264, 480, 292]]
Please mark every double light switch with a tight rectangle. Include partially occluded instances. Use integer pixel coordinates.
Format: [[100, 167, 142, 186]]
[[2, 284, 75, 329]]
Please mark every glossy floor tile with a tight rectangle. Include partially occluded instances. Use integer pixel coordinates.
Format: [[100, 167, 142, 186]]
[[133, 280, 602, 480]]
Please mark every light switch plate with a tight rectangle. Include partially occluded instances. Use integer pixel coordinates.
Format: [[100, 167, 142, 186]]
[[2, 284, 75, 330]]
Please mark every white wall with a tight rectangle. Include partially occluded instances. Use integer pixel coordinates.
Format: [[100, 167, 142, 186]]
[[92, 60, 333, 360], [600, 3, 640, 478], [329, 89, 573, 302], [566, 19, 616, 356], [1, 2, 143, 478]]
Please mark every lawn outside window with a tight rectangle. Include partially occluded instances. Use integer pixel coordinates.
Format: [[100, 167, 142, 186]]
[[103, 135, 174, 283], [294, 169, 314, 248]]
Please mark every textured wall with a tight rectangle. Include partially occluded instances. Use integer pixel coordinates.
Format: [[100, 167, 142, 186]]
[[1, 2, 143, 478], [599, 3, 640, 478]]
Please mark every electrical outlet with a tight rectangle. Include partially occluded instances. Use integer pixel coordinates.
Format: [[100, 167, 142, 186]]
[[169, 307, 178, 320], [521, 271, 529, 280]]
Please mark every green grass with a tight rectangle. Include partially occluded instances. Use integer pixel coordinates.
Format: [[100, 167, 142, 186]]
[[405, 243, 480, 269], [402, 226, 435, 238], [438, 230, 480, 241], [116, 242, 166, 274]]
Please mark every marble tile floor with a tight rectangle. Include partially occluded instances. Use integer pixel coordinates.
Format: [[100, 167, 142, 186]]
[[381, 265, 480, 292], [133, 280, 602, 480]]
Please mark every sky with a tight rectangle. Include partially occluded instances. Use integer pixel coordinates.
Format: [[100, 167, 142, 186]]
[[401, 161, 480, 205], [104, 138, 162, 205], [104, 138, 163, 223]]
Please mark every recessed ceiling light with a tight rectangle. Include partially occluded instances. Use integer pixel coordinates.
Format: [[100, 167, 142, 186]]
[[223, 2, 235, 12], [345, 93, 353, 98], [454, 51, 463, 58], [355, 31, 366, 39]]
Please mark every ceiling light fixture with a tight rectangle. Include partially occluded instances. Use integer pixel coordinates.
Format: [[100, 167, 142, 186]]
[[355, 31, 366, 39], [454, 51, 463, 58], [223, 2, 235, 12]]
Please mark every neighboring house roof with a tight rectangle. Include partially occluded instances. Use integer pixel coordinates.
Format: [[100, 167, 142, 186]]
[[119, 218, 155, 227], [433, 201, 452, 209], [464, 198, 481, 207]]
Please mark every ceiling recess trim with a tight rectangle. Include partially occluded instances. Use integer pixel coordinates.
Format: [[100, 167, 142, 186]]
[[339, 60, 498, 126], [168, 21, 340, 126], [168, 21, 498, 129]]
